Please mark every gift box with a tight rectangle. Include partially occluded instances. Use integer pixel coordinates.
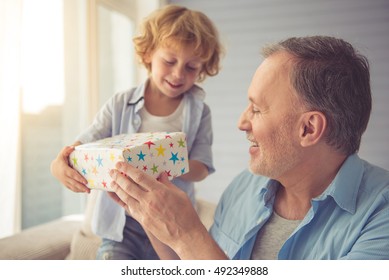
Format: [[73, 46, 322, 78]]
[[69, 132, 189, 191]]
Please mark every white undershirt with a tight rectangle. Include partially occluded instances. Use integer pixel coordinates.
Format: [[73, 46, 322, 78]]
[[125, 101, 184, 217], [250, 211, 302, 260], [138, 100, 184, 133]]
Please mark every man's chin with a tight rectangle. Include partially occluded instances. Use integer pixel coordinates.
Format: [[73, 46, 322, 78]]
[[248, 164, 261, 175], [248, 162, 272, 178]]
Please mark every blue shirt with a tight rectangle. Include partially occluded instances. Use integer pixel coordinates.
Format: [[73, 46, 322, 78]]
[[77, 80, 215, 241], [210, 154, 389, 259]]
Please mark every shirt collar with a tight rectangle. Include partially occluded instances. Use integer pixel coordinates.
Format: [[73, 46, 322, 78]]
[[127, 80, 147, 109], [314, 154, 364, 214], [190, 84, 206, 100], [262, 179, 279, 204]]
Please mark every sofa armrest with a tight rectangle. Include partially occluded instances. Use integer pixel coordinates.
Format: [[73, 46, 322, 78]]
[[0, 216, 82, 260]]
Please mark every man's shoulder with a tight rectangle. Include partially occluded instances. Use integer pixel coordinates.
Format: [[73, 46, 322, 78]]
[[361, 158, 389, 180], [337, 154, 389, 195], [360, 158, 389, 195]]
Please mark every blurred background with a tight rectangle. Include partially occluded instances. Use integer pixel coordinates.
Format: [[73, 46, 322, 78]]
[[1, 0, 388, 239]]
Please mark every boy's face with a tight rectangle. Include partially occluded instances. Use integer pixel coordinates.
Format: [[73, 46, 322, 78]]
[[146, 44, 203, 99]]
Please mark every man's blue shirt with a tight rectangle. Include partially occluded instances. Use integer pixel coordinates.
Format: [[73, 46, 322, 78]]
[[210, 154, 389, 259]]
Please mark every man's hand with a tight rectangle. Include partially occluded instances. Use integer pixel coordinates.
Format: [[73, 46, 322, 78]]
[[109, 161, 227, 260]]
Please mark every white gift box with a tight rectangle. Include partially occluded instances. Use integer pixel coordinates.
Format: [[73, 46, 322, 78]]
[[69, 132, 189, 191]]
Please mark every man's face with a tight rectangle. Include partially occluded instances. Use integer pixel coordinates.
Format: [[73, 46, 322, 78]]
[[238, 52, 305, 180]]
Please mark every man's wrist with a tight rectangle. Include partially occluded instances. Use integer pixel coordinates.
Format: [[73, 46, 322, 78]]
[[174, 226, 227, 260]]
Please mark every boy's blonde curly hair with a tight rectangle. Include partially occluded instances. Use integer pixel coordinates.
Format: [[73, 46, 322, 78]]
[[133, 5, 223, 82]]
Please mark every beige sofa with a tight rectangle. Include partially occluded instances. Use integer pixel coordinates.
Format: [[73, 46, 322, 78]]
[[0, 191, 216, 260]]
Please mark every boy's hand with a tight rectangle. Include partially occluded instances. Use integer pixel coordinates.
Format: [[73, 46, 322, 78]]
[[50, 145, 90, 193], [179, 159, 209, 182]]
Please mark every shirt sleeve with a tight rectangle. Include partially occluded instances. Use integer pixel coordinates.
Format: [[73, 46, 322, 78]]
[[209, 171, 250, 259], [76, 96, 114, 143], [188, 103, 215, 174], [209, 184, 232, 257], [341, 194, 389, 260]]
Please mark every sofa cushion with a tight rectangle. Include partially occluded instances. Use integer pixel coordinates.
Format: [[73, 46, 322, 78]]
[[0, 217, 81, 260], [66, 190, 101, 260]]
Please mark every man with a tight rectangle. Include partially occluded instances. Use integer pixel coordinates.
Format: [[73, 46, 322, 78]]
[[108, 36, 389, 259]]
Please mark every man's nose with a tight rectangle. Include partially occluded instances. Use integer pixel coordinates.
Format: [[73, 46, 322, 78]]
[[238, 106, 250, 131]]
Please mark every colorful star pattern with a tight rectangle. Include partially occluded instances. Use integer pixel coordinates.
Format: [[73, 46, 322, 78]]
[[177, 138, 185, 147], [137, 151, 146, 161], [155, 144, 166, 156], [96, 155, 103, 167], [69, 132, 189, 191], [151, 164, 159, 174], [169, 152, 179, 164], [144, 141, 155, 149]]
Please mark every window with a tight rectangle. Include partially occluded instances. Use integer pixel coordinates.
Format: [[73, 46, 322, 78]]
[[20, 0, 65, 229], [97, 4, 135, 107], [0, 0, 162, 237]]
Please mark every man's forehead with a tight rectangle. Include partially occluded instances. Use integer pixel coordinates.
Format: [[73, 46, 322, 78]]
[[248, 52, 296, 106], [248, 57, 282, 97]]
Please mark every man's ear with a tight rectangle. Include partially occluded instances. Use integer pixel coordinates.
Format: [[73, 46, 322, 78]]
[[299, 111, 327, 147]]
